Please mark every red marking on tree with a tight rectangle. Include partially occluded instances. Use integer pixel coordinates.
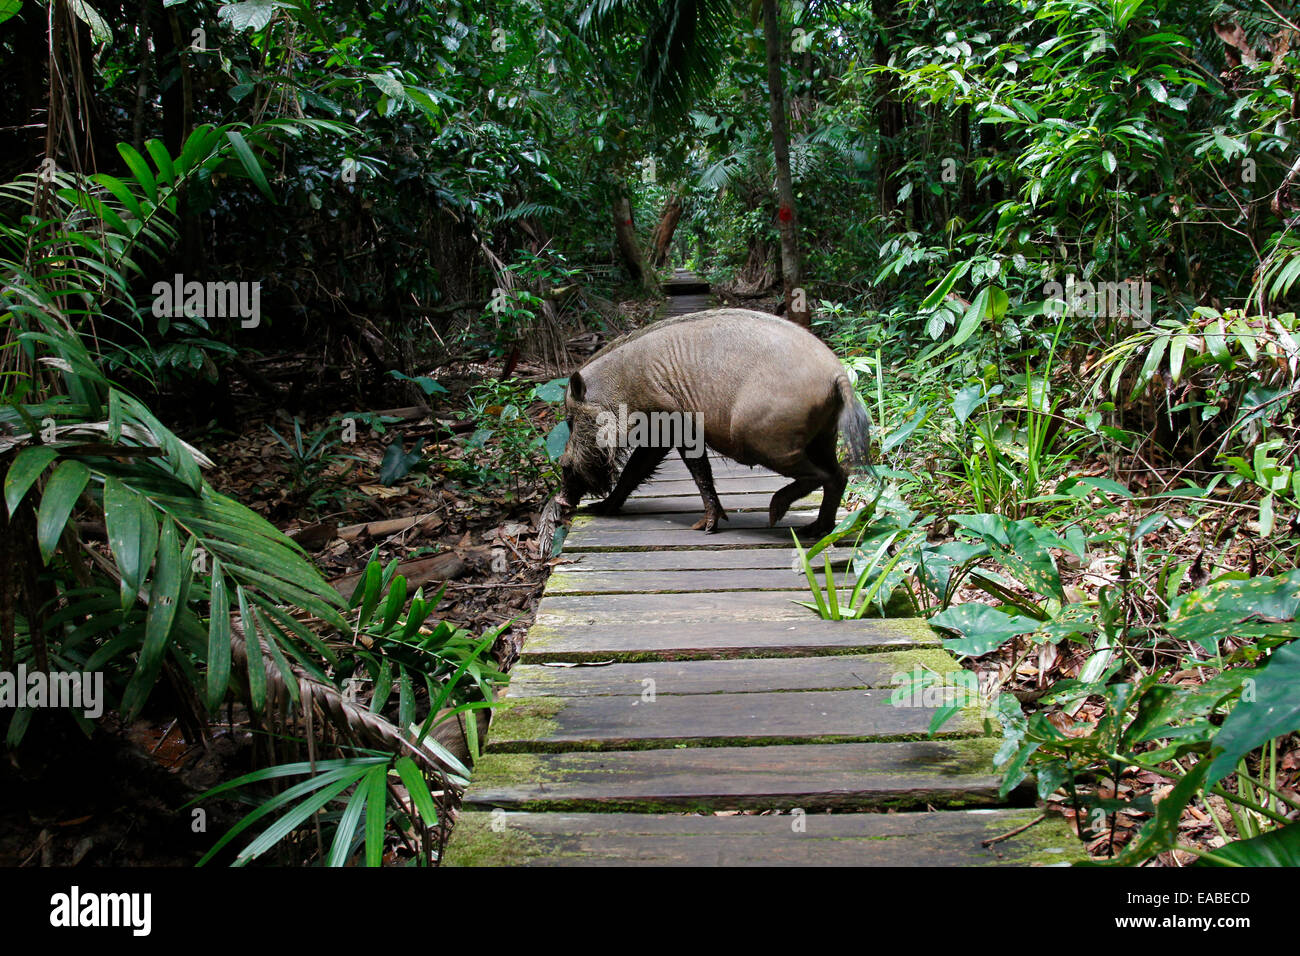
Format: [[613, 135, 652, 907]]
[[778, 205, 793, 223], [625, 218, 633, 225]]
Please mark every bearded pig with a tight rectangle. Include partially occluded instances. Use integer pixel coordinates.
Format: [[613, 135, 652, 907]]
[[555, 308, 871, 537]]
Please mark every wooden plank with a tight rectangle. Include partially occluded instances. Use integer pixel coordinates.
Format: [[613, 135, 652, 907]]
[[563, 524, 818, 551], [545, 568, 806, 595], [612, 492, 820, 514], [463, 739, 1008, 812], [506, 649, 960, 698], [568, 511, 817, 534], [627, 476, 791, 498], [521, 618, 939, 662], [552, 548, 851, 573], [533, 591, 911, 627], [445, 808, 1086, 867], [544, 567, 842, 595], [486, 688, 984, 752]]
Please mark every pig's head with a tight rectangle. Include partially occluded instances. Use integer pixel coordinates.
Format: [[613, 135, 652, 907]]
[[555, 370, 619, 510]]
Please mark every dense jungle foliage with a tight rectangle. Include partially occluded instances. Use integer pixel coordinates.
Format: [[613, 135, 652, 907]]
[[1, 0, 1299, 868]]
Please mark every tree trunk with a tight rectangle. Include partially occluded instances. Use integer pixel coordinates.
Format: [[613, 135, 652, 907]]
[[762, 0, 809, 327], [649, 192, 684, 268], [873, 0, 904, 217], [612, 189, 659, 295]]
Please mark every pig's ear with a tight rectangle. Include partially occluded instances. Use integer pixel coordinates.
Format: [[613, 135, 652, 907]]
[[568, 371, 586, 402]]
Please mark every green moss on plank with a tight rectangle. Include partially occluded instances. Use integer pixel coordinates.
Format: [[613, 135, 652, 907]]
[[983, 811, 1089, 865], [486, 697, 563, 746], [486, 727, 986, 754], [442, 812, 543, 867], [470, 752, 548, 789], [520, 618, 943, 663], [884, 647, 963, 678]]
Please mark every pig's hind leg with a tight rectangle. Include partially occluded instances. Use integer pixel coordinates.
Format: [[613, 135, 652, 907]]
[[769, 476, 822, 529], [769, 432, 845, 538], [589, 445, 668, 515], [680, 449, 728, 532], [803, 431, 848, 538]]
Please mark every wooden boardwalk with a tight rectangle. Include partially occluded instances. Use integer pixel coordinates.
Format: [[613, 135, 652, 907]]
[[661, 268, 712, 316], [445, 453, 1084, 866]]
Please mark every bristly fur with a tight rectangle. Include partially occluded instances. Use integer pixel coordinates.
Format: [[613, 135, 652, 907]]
[[583, 308, 796, 365]]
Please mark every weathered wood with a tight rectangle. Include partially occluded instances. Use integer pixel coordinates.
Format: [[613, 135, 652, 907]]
[[627, 476, 792, 497], [545, 567, 841, 595], [521, 618, 939, 662], [486, 688, 985, 752], [563, 525, 816, 551], [569, 510, 816, 533], [662, 268, 710, 295], [463, 739, 1009, 811], [552, 547, 851, 573], [445, 808, 1085, 867], [337, 511, 441, 542], [613, 492, 821, 514], [506, 649, 958, 698], [533, 591, 909, 628]]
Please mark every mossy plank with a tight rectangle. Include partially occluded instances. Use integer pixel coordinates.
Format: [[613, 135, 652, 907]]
[[562, 526, 832, 551], [613, 491, 822, 514], [648, 457, 775, 480], [464, 739, 1011, 812], [444, 808, 1087, 866], [544, 567, 842, 595], [506, 650, 961, 698], [521, 617, 940, 662], [570, 509, 817, 533], [533, 590, 913, 628], [486, 688, 985, 752], [627, 475, 790, 496], [554, 547, 852, 573]]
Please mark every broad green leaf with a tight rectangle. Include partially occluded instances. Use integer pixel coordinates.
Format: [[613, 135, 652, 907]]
[[207, 563, 232, 713], [394, 756, 439, 827], [1205, 639, 1300, 784], [218, 0, 275, 33], [120, 519, 186, 718], [1166, 570, 1300, 654], [364, 763, 388, 866], [328, 781, 369, 867], [948, 286, 990, 350], [103, 476, 159, 608], [225, 129, 274, 200], [237, 586, 267, 713], [36, 460, 91, 563], [543, 421, 570, 460], [4, 445, 58, 516], [1200, 822, 1300, 867], [931, 603, 1041, 657], [117, 142, 159, 203]]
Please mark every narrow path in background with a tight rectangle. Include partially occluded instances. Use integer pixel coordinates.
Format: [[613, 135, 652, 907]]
[[660, 268, 712, 316]]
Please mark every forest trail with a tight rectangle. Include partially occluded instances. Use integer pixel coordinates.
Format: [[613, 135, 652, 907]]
[[446, 455, 1084, 866], [660, 268, 713, 316]]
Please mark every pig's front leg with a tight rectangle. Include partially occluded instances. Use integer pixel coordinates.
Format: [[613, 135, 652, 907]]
[[589, 445, 668, 514], [680, 448, 728, 532]]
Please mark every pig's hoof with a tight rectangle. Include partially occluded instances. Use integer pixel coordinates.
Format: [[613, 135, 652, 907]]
[[692, 508, 728, 533], [795, 521, 833, 541]]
